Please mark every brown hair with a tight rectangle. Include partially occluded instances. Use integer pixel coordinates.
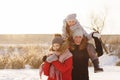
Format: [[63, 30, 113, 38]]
[[54, 34, 62, 37], [79, 36, 88, 50]]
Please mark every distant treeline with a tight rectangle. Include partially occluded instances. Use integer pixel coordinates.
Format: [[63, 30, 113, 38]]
[[0, 34, 119, 44], [101, 35, 120, 44]]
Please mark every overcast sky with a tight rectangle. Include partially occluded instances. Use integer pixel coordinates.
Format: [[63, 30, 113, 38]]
[[0, 0, 120, 34]]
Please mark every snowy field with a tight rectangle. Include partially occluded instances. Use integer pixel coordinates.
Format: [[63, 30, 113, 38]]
[[0, 66, 120, 80], [0, 54, 120, 80], [89, 66, 120, 80]]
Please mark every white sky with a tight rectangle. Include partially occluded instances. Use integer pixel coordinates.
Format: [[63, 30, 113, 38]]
[[0, 0, 120, 34]]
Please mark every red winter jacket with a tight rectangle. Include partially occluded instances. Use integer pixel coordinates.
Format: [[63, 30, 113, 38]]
[[43, 57, 72, 80]]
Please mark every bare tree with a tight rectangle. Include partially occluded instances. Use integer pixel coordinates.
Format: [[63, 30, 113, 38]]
[[90, 8, 109, 54]]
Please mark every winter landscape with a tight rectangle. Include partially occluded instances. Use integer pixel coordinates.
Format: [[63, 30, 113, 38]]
[[0, 0, 120, 80], [0, 34, 120, 80]]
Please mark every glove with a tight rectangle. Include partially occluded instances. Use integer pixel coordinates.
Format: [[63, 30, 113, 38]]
[[42, 55, 47, 62], [92, 32, 101, 39], [46, 54, 58, 63]]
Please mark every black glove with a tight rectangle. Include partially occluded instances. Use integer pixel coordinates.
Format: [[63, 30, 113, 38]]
[[42, 55, 47, 62], [92, 33, 103, 57]]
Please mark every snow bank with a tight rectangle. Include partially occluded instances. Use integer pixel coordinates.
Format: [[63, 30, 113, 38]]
[[0, 69, 39, 80], [89, 66, 120, 80], [99, 54, 119, 66]]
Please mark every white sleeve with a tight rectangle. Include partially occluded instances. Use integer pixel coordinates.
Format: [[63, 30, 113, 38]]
[[80, 25, 92, 40]]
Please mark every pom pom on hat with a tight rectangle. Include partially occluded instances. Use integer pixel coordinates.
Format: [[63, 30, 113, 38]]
[[72, 29, 83, 39], [52, 34, 64, 45], [65, 13, 77, 21]]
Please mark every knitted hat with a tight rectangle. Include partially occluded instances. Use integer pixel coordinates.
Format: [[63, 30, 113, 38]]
[[52, 34, 64, 45], [72, 29, 83, 39], [65, 13, 77, 21]]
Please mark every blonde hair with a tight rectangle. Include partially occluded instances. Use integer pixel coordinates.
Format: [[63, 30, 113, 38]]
[[59, 40, 70, 53], [65, 22, 73, 41]]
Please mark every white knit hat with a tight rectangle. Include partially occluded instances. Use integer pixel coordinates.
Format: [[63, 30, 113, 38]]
[[72, 29, 83, 39], [65, 13, 77, 21]]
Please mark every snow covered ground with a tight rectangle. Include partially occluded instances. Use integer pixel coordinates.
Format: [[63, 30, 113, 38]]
[[0, 66, 120, 80], [0, 54, 120, 80], [89, 66, 120, 80]]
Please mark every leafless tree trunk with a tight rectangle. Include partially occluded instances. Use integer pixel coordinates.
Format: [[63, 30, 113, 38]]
[[90, 8, 109, 54]]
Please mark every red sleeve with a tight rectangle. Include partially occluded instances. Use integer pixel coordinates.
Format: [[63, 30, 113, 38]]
[[43, 62, 51, 76], [52, 57, 72, 73]]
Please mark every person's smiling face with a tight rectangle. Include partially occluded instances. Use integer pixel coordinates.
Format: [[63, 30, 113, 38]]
[[73, 36, 83, 45], [67, 19, 76, 26]]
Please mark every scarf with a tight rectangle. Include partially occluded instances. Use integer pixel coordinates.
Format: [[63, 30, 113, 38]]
[[39, 49, 72, 80], [49, 49, 72, 80]]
